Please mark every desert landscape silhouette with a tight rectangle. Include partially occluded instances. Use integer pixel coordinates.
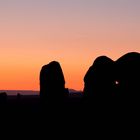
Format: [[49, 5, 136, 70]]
[[0, 52, 140, 114], [1, 1, 140, 135]]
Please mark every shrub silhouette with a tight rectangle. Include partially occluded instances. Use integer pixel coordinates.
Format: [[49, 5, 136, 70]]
[[40, 61, 68, 102], [0, 92, 7, 104]]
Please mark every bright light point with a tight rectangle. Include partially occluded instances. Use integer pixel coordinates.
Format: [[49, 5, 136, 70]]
[[115, 81, 119, 85]]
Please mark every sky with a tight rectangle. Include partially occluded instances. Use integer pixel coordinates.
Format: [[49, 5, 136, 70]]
[[0, 0, 140, 91]]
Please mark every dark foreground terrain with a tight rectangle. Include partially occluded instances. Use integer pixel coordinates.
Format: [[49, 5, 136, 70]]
[[0, 93, 139, 116], [0, 93, 140, 138]]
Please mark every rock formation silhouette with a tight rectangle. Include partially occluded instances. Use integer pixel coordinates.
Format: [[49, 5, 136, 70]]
[[0, 92, 7, 104], [0, 52, 139, 112], [116, 52, 140, 97], [83, 56, 115, 98], [40, 61, 68, 102], [83, 52, 140, 99]]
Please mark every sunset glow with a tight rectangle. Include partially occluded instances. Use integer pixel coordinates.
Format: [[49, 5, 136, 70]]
[[0, 0, 140, 91]]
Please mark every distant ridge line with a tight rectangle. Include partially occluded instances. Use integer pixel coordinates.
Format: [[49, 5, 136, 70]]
[[0, 90, 39, 95], [0, 89, 81, 95]]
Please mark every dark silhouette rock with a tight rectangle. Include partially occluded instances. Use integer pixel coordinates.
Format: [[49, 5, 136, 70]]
[[116, 52, 140, 97], [40, 61, 68, 102], [17, 93, 21, 98], [83, 56, 115, 99], [0, 92, 7, 104]]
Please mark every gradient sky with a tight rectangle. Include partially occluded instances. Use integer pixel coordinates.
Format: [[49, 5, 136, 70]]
[[0, 0, 140, 91]]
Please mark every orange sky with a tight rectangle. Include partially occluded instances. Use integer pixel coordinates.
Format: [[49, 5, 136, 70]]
[[0, 0, 140, 91]]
